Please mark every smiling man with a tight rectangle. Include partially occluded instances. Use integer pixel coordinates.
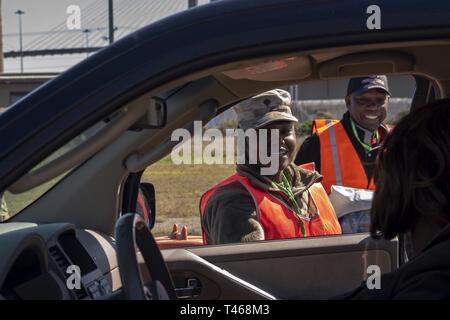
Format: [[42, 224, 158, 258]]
[[295, 75, 392, 194], [200, 89, 341, 245]]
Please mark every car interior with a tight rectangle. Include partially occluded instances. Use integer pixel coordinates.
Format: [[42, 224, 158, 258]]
[[0, 38, 448, 300]]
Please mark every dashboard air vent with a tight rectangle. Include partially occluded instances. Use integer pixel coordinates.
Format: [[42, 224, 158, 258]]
[[48, 245, 88, 299]]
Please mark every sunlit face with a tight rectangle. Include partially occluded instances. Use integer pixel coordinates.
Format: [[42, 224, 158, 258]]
[[345, 89, 389, 131], [257, 121, 296, 173]]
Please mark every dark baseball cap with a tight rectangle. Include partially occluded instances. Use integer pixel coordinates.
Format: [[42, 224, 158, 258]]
[[347, 75, 391, 96]]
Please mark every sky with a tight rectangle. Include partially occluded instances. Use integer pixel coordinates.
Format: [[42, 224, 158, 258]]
[[3, 0, 96, 73], [2, 0, 212, 73]]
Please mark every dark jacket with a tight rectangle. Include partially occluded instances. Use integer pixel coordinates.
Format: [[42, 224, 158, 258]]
[[202, 163, 322, 245], [295, 112, 389, 183], [336, 224, 450, 299]]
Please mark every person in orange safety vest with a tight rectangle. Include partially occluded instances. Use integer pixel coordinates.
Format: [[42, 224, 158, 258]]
[[295, 75, 393, 194], [200, 89, 341, 245]]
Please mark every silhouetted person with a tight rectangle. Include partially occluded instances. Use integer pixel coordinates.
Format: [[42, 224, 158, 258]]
[[339, 99, 450, 299]]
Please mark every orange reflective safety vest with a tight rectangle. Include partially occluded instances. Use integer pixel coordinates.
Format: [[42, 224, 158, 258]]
[[314, 119, 377, 194], [199, 163, 342, 244]]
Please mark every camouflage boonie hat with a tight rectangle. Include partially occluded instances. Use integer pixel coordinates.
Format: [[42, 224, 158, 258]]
[[234, 89, 298, 130]]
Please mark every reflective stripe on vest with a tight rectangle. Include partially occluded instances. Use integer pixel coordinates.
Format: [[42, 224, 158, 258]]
[[199, 163, 342, 244], [318, 121, 375, 194], [327, 123, 343, 186]]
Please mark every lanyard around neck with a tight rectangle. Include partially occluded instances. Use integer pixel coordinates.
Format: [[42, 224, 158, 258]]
[[273, 172, 307, 237], [350, 118, 380, 153]]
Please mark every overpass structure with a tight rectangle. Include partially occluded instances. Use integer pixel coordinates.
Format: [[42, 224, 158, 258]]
[[4, 0, 199, 59]]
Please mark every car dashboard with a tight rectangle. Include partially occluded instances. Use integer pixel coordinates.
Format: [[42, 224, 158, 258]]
[[0, 223, 121, 300], [0, 222, 278, 301]]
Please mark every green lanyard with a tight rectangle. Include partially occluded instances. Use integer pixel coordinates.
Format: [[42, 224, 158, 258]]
[[350, 118, 380, 154], [273, 173, 307, 237]]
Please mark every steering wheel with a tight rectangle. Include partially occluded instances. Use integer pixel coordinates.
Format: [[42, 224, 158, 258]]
[[115, 213, 177, 300]]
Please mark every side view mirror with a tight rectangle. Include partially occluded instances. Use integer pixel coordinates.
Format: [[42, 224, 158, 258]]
[[136, 182, 156, 230]]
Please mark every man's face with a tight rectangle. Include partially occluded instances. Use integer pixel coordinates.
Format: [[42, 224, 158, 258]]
[[345, 89, 389, 131], [256, 121, 297, 173]]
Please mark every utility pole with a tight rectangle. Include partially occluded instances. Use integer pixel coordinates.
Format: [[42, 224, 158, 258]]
[[15, 9, 25, 73], [83, 29, 91, 57], [108, 0, 114, 44]]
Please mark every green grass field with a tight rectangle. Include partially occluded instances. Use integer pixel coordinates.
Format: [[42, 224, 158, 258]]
[[143, 155, 235, 237]]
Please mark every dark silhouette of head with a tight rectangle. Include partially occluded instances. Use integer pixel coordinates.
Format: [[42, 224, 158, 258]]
[[371, 99, 450, 240]]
